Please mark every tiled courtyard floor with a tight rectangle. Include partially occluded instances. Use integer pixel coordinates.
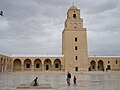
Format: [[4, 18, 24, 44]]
[[0, 71, 120, 90]]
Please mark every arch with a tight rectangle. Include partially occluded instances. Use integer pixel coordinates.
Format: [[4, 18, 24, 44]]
[[73, 14, 76, 19], [3, 58, 5, 72], [24, 59, 32, 71], [53, 59, 61, 71], [0, 57, 3, 72], [0, 57, 2, 72], [34, 59, 42, 71], [90, 60, 96, 71], [44, 59, 52, 71], [0, 57, 1, 63], [13, 59, 22, 71], [98, 60, 104, 71]]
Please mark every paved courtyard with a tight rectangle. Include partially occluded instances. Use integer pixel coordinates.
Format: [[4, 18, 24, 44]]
[[0, 71, 120, 90]]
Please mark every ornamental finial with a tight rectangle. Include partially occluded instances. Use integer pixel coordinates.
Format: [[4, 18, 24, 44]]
[[73, 2, 74, 5]]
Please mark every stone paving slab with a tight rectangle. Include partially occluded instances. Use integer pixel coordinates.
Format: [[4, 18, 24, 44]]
[[16, 89, 53, 90], [1, 71, 120, 90], [16, 84, 52, 89], [16, 89, 54, 90]]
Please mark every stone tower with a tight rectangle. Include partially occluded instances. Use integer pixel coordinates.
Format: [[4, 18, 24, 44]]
[[62, 5, 88, 71]]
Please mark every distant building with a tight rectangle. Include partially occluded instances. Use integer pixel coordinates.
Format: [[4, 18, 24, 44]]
[[0, 5, 120, 72]]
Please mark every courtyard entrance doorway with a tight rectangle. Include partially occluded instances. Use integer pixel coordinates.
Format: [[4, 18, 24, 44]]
[[13, 59, 21, 71], [107, 65, 111, 70], [46, 65, 49, 70], [90, 60, 96, 71], [98, 60, 104, 71], [44, 59, 51, 71]]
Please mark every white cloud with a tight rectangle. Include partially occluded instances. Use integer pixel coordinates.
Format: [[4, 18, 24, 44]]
[[0, 0, 120, 56]]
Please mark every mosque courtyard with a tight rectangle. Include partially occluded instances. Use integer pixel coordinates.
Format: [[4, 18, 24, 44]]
[[0, 71, 120, 90]]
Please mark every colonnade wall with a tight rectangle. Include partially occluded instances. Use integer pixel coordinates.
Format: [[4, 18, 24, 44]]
[[0, 54, 12, 72], [1, 54, 120, 72], [11, 56, 65, 72], [88, 56, 120, 71]]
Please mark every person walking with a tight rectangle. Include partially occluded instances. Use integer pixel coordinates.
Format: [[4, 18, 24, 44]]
[[73, 76, 77, 85], [34, 77, 38, 86], [66, 72, 71, 86]]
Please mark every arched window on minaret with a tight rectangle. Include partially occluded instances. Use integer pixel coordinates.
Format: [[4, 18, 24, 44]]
[[75, 37, 77, 42], [75, 46, 78, 50], [73, 13, 76, 19]]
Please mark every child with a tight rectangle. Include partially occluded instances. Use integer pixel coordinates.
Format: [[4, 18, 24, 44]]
[[73, 76, 76, 85]]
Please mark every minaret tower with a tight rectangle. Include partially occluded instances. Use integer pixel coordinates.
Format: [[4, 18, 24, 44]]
[[62, 5, 88, 71]]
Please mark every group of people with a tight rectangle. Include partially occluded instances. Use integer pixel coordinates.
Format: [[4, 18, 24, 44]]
[[66, 72, 77, 86], [32, 71, 76, 87]]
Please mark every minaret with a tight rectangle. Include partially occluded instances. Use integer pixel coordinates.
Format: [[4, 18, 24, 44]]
[[62, 5, 88, 71]]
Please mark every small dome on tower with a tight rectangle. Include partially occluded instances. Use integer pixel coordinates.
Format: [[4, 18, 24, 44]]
[[69, 5, 77, 9]]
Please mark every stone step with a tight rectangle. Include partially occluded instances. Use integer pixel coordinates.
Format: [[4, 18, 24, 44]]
[[16, 84, 52, 89]]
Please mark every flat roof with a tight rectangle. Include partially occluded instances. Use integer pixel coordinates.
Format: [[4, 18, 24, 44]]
[[89, 56, 120, 58], [11, 54, 64, 57]]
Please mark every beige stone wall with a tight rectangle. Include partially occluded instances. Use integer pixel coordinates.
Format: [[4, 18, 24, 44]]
[[11, 56, 65, 71], [1, 54, 120, 72], [0, 54, 12, 72], [88, 56, 120, 71]]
